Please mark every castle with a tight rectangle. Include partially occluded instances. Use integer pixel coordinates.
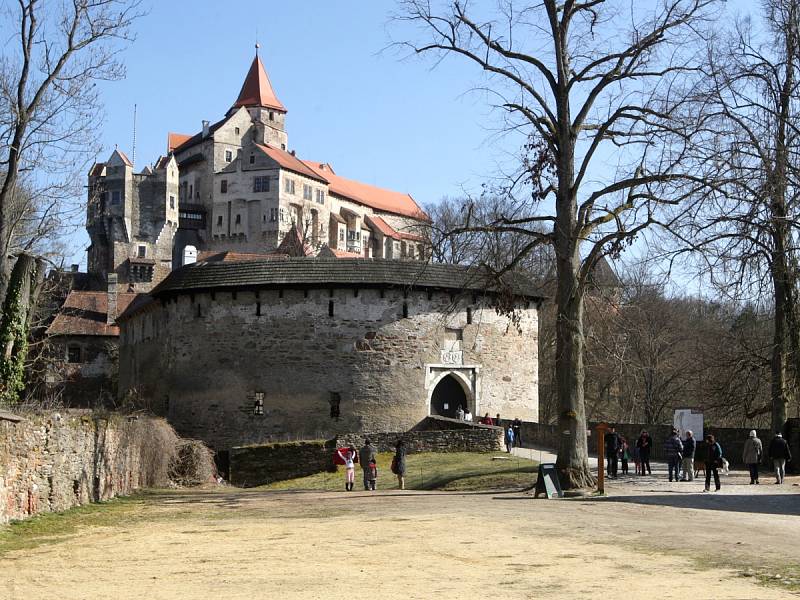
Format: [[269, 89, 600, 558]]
[[85, 50, 429, 294]]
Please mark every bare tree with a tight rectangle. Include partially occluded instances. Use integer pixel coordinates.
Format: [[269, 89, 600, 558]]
[[0, 0, 143, 301], [681, 0, 800, 432], [395, 0, 719, 487]]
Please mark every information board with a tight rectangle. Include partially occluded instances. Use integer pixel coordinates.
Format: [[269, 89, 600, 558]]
[[534, 463, 563, 499]]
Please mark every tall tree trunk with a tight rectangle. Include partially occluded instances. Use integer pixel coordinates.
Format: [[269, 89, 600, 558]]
[[0, 253, 43, 405], [554, 264, 595, 488], [771, 252, 791, 433]]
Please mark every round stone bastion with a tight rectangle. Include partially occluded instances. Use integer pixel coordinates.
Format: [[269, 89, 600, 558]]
[[117, 258, 543, 450]]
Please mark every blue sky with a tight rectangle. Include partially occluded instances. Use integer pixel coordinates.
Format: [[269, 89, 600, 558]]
[[81, 0, 754, 269]]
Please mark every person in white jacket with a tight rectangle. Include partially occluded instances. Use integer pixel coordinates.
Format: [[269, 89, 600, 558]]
[[337, 446, 357, 491]]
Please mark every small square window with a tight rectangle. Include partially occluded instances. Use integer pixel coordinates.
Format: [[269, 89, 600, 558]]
[[225, 150, 232, 162], [67, 345, 82, 364], [235, 127, 240, 135], [329, 392, 341, 419], [303, 184, 312, 201], [269, 111, 275, 121], [284, 178, 295, 195], [316, 190, 325, 204], [339, 229, 345, 242], [111, 190, 121, 205], [169, 195, 175, 209], [254, 392, 264, 415], [249, 154, 255, 165], [220, 180, 228, 194], [138, 245, 146, 258]]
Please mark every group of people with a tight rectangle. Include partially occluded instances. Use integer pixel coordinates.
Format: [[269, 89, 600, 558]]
[[336, 438, 407, 492], [605, 426, 793, 492]]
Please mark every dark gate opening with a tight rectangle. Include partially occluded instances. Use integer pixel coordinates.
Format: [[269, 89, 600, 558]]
[[430, 374, 468, 419]]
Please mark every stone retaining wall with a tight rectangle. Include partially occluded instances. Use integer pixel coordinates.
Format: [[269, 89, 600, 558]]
[[0, 410, 172, 524], [228, 419, 504, 487]]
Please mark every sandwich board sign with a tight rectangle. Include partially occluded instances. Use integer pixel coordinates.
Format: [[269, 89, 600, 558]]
[[534, 463, 563, 499]]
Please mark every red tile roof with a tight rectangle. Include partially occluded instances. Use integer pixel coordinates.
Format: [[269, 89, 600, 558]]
[[154, 155, 171, 170], [114, 149, 133, 167], [301, 160, 429, 221], [364, 215, 426, 242], [255, 144, 327, 183], [167, 133, 192, 152], [318, 246, 362, 258], [276, 227, 315, 257], [88, 162, 106, 177], [232, 55, 286, 112], [47, 291, 139, 337]]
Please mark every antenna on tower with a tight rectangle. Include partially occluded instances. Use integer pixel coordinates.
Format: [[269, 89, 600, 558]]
[[132, 103, 137, 168], [255, 27, 260, 55]]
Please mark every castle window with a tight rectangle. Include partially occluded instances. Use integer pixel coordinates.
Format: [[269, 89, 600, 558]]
[[111, 190, 121, 205], [220, 180, 228, 194], [269, 111, 275, 121], [249, 154, 255, 165], [137, 245, 146, 258], [235, 127, 240, 135], [329, 392, 341, 419], [235, 214, 241, 225], [66, 345, 82, 364], [279, 208, 285, 223], [225, 150, 232, 162], [253, 393, 265, 416], [281, 143, 286, 151], [316, 190, 325, 204], [303, 184, 312, 201], [253, 176, 270, 192], [169, 195, 175, 209], [284, 178, 295, 195], [189, 184, 193, 198], [339, 229, 345, 242], [270, 208, 279, 222], [217, 215, 223, 226], [466, 307, 473, 324]]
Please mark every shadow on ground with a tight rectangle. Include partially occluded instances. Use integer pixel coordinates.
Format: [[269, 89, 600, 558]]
[[592, 493, 800, 516]]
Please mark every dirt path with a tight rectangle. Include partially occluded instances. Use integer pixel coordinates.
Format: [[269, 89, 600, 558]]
[[2, 476, 799, 599]]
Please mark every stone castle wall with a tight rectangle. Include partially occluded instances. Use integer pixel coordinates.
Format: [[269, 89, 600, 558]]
[[119, 286, 539, 450], [0, 411, 172, 524]]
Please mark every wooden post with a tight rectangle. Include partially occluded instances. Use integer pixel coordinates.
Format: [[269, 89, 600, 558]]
[[596, 422, 609, 495]]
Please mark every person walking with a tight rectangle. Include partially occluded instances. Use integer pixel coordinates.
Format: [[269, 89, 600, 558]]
[[394, 439, 407, 490], [636, 431, 652, 476], [505, 425, 515, 453], [359, 438, 377, 491], [664, 428, 684, 482], [632, 443, 641, 476], [768, 432, 792, 484], [512, 418, 522, 447], [605, 426, 620, 478], [742, 430, 763, 485], [703, 433, 723, 492], [680, 430, 696, 482], [337, 445, 358, 491]]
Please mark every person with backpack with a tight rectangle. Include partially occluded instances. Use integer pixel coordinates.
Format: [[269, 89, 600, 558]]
[[703, 433, 723, 492], [742, 430, 763, 485], [768, 432, 793, 484], [664, 428, 684, 482], [680, 430, 696, 482], [393, 439, 407, 490]]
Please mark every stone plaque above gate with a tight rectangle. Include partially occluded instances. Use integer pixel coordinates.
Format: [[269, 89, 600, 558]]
[[440, 350, 463, 365]]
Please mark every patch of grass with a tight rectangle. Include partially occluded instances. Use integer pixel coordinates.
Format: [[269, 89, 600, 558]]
[[259, 452, 538, 492], [0, 494, 147, 556]]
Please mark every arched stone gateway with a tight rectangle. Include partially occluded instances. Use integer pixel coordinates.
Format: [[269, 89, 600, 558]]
[[430, 374, 469, 418]]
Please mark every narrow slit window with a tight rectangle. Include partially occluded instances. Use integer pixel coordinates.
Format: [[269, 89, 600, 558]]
[[328, 300, 334, 317], [466, 307, 473, 324]]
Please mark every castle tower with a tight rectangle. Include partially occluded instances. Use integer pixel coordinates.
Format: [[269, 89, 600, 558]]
[[228, 46, 288, 150]]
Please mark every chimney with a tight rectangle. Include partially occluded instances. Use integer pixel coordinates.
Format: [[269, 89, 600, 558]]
[[202, 120, 210, 138], [70, 264, 79, 273], [290, 149, 296, 156], [107, 273, 118, 325]]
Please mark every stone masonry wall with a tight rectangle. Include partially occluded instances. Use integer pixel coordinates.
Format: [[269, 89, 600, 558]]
[[228, 423, 504, 488], [0, 411, 164, 524], [120, 286, 539, 450]]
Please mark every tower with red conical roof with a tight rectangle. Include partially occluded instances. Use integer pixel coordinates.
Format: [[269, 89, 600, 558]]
[[227, 44, 288, 150]]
